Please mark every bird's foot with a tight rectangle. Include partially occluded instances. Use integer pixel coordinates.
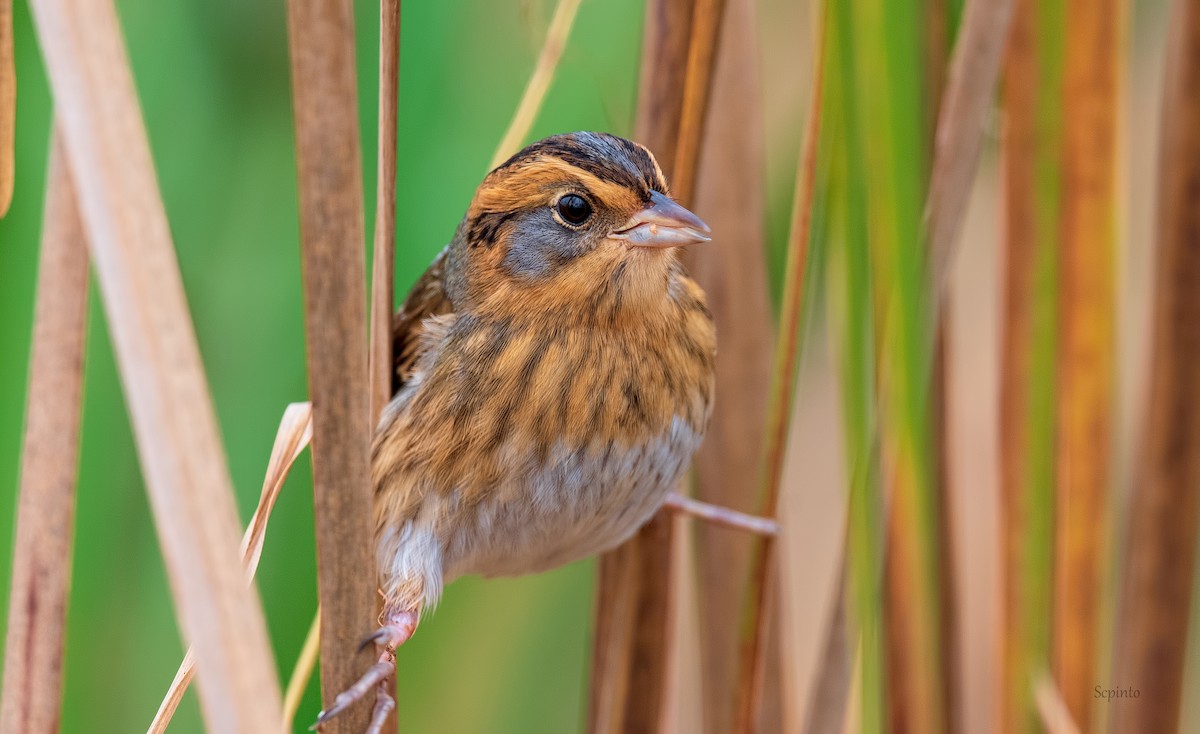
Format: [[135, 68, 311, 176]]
[[663, 492, 780, 536], [310, 610, 417, 731]]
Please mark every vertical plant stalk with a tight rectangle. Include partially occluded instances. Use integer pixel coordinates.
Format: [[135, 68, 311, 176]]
[[367, 1, 401, 729], [801, 547, 852, 734], [999, 0, 1062, 730], [285, 0, 375, 730], [0, 133, 87, 734], [589, 1, 720, 730], [488, 0, 582, 170], [369, 0, 400, 421], [922, 1, 1016, 727], [925, 0, 1017, 300], [591, 7, 700, 732], [1033, 677, 1083, 734], [27, 0, 284, 728], [732, 10, 825, 733], [670, 0, 725, 206], [687, 0, 775, 730], [0, 0, 13, 216], [1111, 1, 1200, 730], [1053, 0, 1120, 727], [283, 609, 323, 731]]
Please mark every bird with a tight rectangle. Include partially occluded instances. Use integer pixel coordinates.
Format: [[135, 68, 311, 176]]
[[314, 131, 717, 732]]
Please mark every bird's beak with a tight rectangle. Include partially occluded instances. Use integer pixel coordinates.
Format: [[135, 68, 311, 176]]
[[610, 191, 712, 248]]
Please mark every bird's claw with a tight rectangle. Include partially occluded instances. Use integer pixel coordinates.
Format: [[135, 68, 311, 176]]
[[309, 611, 417, 731], [365, 680, 396, 734], [309, 660, 394, 730]]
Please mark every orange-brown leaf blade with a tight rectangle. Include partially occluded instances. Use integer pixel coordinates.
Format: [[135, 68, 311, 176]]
[[1053, 0, 1122, 726]]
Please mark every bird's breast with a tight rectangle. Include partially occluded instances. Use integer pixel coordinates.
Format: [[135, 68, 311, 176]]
[[373, 270, 716, 594], [441, 414, 703, 580]]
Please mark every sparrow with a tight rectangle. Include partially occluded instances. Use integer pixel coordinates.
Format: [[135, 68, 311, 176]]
[[315, 132, 716, 731]]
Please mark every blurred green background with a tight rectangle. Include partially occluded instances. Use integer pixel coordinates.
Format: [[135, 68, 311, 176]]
[[0, 1, 670, 731]]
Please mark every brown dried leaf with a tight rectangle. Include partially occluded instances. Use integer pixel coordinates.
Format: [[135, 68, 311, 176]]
[[147, 403, 314, 734]]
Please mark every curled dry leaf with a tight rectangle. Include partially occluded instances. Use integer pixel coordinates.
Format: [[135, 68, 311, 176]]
[[148, 403, 314, 734]]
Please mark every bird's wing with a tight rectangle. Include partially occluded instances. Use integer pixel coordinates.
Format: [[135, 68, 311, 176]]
[[392, 246, 454, 394]]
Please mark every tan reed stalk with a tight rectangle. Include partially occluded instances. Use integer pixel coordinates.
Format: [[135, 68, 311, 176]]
[[1033, 676, 1083, 734], [1052, 0, 1122, 727], [285, 0, 376, 729], [1110, 1, 1200, 730], [589, 1, 728, 730], [800, 549, 851, 734], [731, 9, 825, 732], [0, 0, 12, 216], [923, 2, 1017, 729], [367, 1, 402, 729], [26, 0, 283, 726], [489, 0, 582, 169], [148, 404, 314, 734], [0, 132, 88, 734], [370, 0, 401, 422], [685, 0, 776, 730], [670, 0, 725, 207], [924, 0, 1017, 301], [998, 1, 1061, 730], [280, 3, 587, 722], [283, 609, 323, 731]]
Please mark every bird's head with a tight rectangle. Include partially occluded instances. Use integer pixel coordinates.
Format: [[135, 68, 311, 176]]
[[445, 132, 710, 315]]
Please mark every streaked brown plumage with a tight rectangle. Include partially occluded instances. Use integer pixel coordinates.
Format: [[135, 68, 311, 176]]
[[317, 132, 715, 730]]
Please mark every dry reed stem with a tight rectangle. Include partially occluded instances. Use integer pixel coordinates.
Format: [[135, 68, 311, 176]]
[[587, 540, 640, 733], [670, 0, 725, 206], [285, 0, 376, 729], [283, 609, 323, 732], [631, 0, 694, 179], [801, 548, 851, 734], [1111, 1, 1200, 730], [686, 0, 776, 729], [369, 0, 401, 422], [731, 12, 825, 733], [367, 2, 401, 728], [0, 132, 87, 734], [1033, 676, 1082, 734], [279, 9, 589, 721], [27, 0, 283, 727], [925, 0, 1017, 302], [148, 403, 314, 734], [1053, 0, 1121, 727], [0, 0, 13, 216], [488, 0, 582, 170], [998, 2, 1057, 730], [590, 2, 705, 730]]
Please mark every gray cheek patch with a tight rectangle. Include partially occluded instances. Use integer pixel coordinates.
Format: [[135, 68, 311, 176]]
[[502, 210, 593, 280]]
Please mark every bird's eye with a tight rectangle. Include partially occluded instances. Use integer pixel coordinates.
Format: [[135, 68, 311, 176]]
[[556, 194, 593, 226]]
